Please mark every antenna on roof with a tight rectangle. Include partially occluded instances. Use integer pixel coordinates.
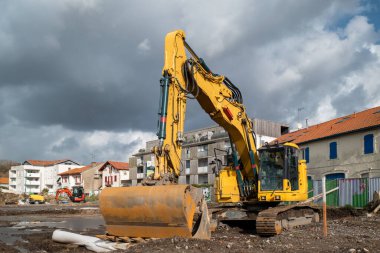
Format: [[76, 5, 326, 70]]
[[305, 118, 309, 129]]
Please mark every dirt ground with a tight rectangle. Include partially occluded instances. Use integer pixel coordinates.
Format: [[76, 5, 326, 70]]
[[0, 204, 379, 253]]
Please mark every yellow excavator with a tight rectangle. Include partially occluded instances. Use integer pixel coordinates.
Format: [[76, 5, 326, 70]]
[[100, 30, 318, 239]]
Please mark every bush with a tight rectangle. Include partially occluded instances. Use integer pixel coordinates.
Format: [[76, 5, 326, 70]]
[[85, 194, 99, 202], [41, 188, 49, 196]]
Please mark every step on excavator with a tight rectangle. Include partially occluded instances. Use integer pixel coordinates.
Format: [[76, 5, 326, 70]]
[[99, 30, 319, 239]]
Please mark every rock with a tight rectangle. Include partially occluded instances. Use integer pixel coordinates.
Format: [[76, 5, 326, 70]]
[[348, 249, 356, 253], [185, 245, 188, 250], [363, 248, 369, 253]]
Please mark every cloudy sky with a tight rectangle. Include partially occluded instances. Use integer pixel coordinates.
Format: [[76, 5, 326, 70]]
[[0, 0, 379, 164]]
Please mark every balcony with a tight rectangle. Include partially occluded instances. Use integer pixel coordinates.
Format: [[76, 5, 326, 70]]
[[197, 150, 208, 157], [9, 172, 16, 178], [25, 173, 40, 178], [197, 166, 208, 174], [137, 173, 144, 179], [10, 181, 16, 185], [185, 168, 190, 175], [25, 181, 40, 186]]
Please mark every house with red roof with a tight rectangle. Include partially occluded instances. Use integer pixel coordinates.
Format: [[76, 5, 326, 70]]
[[99, 161, 130, 188], [58, 162, 104, 195], [9, 159, 82, 194], [276, 106, 380, 180]]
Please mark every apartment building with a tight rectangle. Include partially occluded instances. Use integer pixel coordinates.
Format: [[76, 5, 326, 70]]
[[276, 106, 380, 180], [132, 118, 288, 186], [9, 159, 82, 194]]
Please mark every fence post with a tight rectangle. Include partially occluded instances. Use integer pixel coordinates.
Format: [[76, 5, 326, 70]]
[[322, 176, 328, 237]]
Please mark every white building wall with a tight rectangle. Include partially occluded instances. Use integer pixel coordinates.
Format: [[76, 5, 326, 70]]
[[60, 174, 81, 189], [300, 129, 380, 180], [9, 161, 82, 194], [102, 165, 121, 188]]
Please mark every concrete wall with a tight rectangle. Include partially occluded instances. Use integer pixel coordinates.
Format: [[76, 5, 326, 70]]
[[300, 129, 380, 179], [82, 163, 103, 195]]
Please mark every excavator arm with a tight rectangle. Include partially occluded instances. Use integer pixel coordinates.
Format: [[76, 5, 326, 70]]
[[152, 30, 259, 195]]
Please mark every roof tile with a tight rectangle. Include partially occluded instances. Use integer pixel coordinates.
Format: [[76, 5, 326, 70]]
[[99, 161, 129, 171], [24, 159, 71, 167], [276, 106, 380, 144], [0, 177, 9, 184], [59, 162, 103, 176]]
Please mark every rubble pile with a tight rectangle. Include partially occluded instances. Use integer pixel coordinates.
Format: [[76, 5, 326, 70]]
[[0, 190, 20, 205], [367, 191, 380, 215]]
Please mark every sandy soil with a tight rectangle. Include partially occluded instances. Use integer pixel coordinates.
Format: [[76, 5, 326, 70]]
[[0, 205, 379, 253]]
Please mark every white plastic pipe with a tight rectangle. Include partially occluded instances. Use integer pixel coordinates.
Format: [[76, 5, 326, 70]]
[[52, 230, 117, 252]]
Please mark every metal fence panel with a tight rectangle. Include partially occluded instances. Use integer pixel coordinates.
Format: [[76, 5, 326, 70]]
[[338, 178, 368, 208], [326, 179, 339, 207], [369, 178, 380, 202], [307, 178, 313, 198], [312, 180, 322, 204]]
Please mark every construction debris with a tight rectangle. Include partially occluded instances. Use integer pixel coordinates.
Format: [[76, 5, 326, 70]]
[[0, 189, 21, 205], [367, 191, 380, 217]]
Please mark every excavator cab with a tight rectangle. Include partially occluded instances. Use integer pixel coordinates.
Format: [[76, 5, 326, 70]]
[[257, 143, 308, 202]]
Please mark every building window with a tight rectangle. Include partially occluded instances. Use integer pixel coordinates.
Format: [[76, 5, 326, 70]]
[[198, 145, 208, 152], [325, 173, 345, 180], [198, 174, 208, 185], [224, 141, 231, 151], [361, 172, 369, 178], [329, 142, 337, 159], [114, 175, 117, 182], [305, 147, 310, 163], [198, 158, 208, 167], [186, 160, 190, 169], [197, 145, 208, 157], [364, 134, 374, 154]]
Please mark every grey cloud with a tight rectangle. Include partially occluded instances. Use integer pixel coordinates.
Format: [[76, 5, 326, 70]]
[[331, 85, 367, 116], [52, 137, 79, 153], [0, 0, 378, 162]]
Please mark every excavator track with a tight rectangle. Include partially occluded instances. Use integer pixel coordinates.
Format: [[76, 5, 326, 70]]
[[256, 204, 319, 236]]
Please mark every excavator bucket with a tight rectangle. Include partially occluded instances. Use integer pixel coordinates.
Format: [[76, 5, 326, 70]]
[[99, 185, 211, 239]]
